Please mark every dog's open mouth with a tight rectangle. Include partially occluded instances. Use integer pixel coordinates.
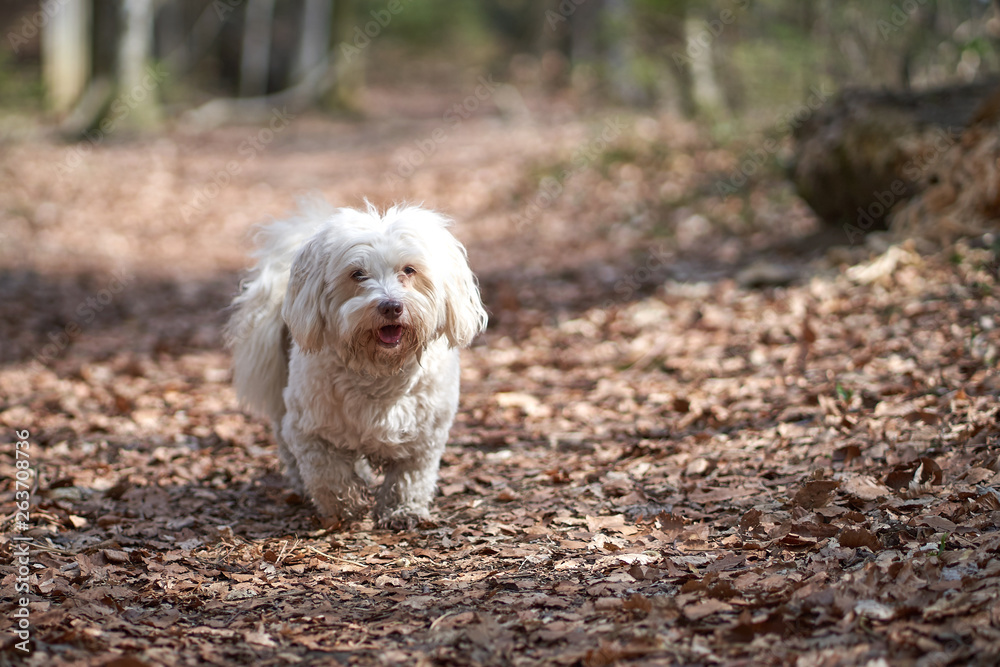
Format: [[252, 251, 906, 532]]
[[377, 325, 404, 347]]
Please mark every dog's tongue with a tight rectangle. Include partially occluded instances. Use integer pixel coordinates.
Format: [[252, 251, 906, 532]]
[[378, 325, 403, 345]]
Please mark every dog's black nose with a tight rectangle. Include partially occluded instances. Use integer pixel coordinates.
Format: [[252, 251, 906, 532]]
[[378, 299, 404, 319]]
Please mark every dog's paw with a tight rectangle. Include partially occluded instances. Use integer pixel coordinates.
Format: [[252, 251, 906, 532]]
[[319, 514, 352, 531], [375, 509, 430, 532]]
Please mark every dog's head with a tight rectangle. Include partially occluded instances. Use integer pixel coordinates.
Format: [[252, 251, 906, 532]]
[[282, 205, 488, 374]]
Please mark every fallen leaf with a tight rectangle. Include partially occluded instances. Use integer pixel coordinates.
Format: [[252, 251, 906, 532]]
[[792, 480, 840, 509]]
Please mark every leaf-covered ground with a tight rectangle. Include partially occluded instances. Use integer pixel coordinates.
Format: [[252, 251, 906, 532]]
[[2, 93, 1000, 666]]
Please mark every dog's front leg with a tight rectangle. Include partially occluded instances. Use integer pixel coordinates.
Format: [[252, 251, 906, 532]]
[[375, 447, 444, 530], [273, 424, 305, 494], [283, 423, 368, 526]]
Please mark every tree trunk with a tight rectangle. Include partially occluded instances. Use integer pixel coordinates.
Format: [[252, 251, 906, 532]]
[[293, 0, 332, 84], [240, 0, 276, 97], [603, 0, 644, 105], [711, 8, 744, 114], [116, 0, 160, 130], [684, 13, 721, 113], [155, 0, 186, 65], [42, 0, 91, 113], [641, 0, 695, 118], [323, 0, 364, 113]]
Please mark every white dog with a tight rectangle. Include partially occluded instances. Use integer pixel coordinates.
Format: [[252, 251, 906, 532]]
[[226, 201, 488, 529]]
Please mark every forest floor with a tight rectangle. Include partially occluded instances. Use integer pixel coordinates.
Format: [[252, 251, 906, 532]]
[[2, 85, 1000, 666]]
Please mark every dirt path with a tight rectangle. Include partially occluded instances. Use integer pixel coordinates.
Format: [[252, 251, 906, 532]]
[[2, 107, 1000, 665]]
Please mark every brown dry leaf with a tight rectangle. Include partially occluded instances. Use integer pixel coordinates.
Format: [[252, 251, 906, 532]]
[[243, 631, 278, 647], [104, 659, 154, 667], [729, 609, 793, 642], [792, 480, 841, 509], [586, 514, 637, 535], [916, 515, 958, 532], [142, 609, 181, 629], [839, 526, 881, 551], [739, 508, 763, 532], [623, 593, 653, 613], [840, 475, 891, 501], [961, 467, 996, 485], [833, 445, 863, 466], [583, 641, 646, 667], [683, 598, 734, 621], [886, 457, 944, 492], [101, 549, 131, 564], [916, 457, 944, 485]]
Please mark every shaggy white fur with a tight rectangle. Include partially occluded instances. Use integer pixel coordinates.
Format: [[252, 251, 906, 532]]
[[226, 201, 488, 528]]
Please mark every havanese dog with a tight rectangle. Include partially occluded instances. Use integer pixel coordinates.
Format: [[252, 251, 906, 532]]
[[226, 201, 488, 529]]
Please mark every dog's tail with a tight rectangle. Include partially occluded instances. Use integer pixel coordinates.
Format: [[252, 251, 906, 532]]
[[225, 198, 335, 423]]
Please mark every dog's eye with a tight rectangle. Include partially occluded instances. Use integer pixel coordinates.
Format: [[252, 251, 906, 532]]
[[351, 270, 367, 282], [402, 266, 416, 276]]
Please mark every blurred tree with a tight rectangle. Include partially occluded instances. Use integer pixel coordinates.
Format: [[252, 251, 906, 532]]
[[239, 0, 275, 97], [635, 0, 696, 116], [41, 0, 89, 113], [293, 0, 332, 84], [323, 0, 365, 113], [55, 0, 160, 136], [116, 0, 160, 130]]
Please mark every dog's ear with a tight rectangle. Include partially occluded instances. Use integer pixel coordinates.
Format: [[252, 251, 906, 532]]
[[282, 236, 329, 352], [440, 237, 489, 349]]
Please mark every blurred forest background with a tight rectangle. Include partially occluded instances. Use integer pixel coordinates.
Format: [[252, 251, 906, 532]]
[[4, 0, 1000, 251], [1, 0, 999, 131]]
